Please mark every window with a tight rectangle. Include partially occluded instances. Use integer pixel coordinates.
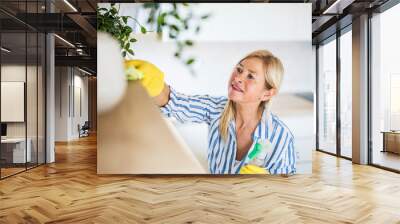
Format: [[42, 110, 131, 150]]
[[318, 37, 337, 155], [370, 2, 400, 171], [340, 29, 352, 158]]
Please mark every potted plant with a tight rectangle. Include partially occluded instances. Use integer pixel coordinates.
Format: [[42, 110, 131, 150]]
[[97, 3, 210, 75]]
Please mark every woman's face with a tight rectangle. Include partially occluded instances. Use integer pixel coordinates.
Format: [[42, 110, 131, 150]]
[[228, 57, 274, 104]]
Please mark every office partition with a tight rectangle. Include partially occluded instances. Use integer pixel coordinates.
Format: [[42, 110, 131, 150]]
[[0, 0, 47, 179]]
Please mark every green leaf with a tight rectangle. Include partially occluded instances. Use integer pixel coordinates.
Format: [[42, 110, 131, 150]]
[[170, 24, 179, 32], [157, 12, 167, 26], [169, 33, 177, 39], [140, 26, 147, 34], [97, 4, 143, 59], [143, 3, 156, 9], [111, 7, 117, 15], [201, 14, 210, 20], [157, 24, 162, 33], [122, 16, 128, 24], [186, 58, 195, 65], [173, 12, 180, 20], [124, 26, 132, 35], [184, 40, 193, 46]]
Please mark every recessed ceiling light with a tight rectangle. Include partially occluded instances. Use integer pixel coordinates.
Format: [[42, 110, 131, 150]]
[[54, 34, 75, 48], [63, 0, 78, 12], [1, 47, 11, 53], [322, 0, 356, 15], [78, 67, 92, 76]]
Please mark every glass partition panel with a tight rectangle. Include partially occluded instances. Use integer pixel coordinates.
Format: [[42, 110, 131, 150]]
[[1, 30, 27, 177], [26, 30, 38, 169], [318, 37, 337, 155], [38, 32, 45, 165], [371, 4, 400, 171], [340, 30, 352, 158]]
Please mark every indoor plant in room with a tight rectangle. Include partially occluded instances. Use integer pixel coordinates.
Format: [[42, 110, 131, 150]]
[[97, 3, 211, 76], [97, 3, 210, 114]]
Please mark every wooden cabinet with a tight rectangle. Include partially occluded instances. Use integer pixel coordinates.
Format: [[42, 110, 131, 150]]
[[382, 131, 400, 154]]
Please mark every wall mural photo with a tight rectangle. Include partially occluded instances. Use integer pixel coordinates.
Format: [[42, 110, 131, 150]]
[[97, 3, 314, 175]]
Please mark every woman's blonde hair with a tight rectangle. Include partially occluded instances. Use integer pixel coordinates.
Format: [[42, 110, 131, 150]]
[[219, 50, 284, 142]]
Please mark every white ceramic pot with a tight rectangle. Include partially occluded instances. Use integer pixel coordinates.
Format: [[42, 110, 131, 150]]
[[97, 32, 127, 114]]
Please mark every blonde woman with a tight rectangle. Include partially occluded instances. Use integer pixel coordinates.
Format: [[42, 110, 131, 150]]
[[126, 50, 296, 175]]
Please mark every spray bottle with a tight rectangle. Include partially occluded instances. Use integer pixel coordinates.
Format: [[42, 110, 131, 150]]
[[239, 138, 272, 174]]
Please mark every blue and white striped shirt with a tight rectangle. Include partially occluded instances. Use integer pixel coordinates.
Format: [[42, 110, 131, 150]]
[[160, 87, 296, 175]]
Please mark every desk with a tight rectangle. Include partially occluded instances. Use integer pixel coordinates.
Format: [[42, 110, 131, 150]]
[[1, 138, 31, 163], [381, 131, 400, 154]]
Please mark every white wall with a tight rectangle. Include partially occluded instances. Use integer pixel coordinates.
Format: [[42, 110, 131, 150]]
[[1, 64, 46, 164], [133, 35, 314, 95], [168, 3, 311, 42], [55, 67, 89, 141], [1, 65, 40, 138], [1, 66, 26, 129], [1, 66, 27, 142], [71, 73, 89, 138], [55, 67, 69, 141], [125, 3, 311, 42]]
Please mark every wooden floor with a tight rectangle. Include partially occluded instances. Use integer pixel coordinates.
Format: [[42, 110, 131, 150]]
[[373, 151, 400, 171], [0, 167, 26, 178], [1, 163, 45, 178], [1, 135, 400, 223]]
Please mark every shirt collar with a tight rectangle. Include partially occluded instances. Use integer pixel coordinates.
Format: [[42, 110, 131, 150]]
[[253, 109, 269, 140], [228, 108, 272, 141]]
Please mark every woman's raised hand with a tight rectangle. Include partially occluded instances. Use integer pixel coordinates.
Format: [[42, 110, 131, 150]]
[[124, 59, 165, 97]]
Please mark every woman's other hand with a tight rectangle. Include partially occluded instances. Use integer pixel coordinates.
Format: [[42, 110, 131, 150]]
[[239, 164, 269, 174]]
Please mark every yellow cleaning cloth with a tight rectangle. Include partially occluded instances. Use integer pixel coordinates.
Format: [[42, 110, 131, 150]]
[[239, 164, 269, 174], [124, 59, 165, 97]]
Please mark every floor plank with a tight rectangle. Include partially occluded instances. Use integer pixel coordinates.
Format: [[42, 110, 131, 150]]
[[1, 134, 400, 223]]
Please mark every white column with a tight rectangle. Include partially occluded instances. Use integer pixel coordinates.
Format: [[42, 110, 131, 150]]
[[352, 14, 369, 164], [46, 32, 55, 163], [54, 67, 74, 141]]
